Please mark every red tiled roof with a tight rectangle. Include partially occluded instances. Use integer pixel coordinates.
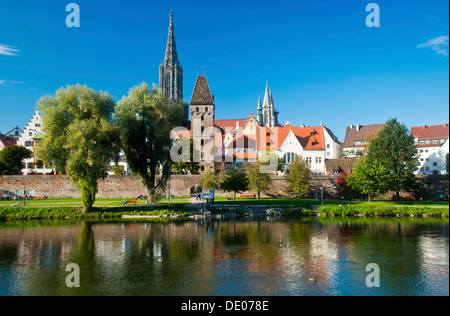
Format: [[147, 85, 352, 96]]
[[214, 119, 247, 132], [0, 134, 16, 148], [343, 123, 386, 148], [190, 75, 214, 105], [259, 126, 326, 151], [411, 124, 449, 141]]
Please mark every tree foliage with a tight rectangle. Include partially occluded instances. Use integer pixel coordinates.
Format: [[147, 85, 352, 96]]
[[199, 170, 223, 191], [0, 145, 32, 175], [286, 155, 311, 197], [36, 85, 120, 212], [221, 166, 249, 201], [335, 172, 359, 198], [347, 157, 390, 202], [366, 118, 419, 199], [115, 83, 185, 203], [246, 160, 273, 199], [171, 137, 200, 175]]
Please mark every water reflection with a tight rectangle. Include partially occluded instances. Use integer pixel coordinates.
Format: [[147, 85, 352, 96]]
[[0, 218, 448, 296]]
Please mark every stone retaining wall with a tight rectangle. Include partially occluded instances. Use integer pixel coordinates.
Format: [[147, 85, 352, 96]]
[[0, 174, 448, 200]]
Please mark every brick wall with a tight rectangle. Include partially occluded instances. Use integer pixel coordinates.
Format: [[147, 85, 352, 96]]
[[0, 174, 448, 200]]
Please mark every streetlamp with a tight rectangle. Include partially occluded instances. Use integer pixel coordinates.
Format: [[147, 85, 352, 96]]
[[320, 186, 324, 207]]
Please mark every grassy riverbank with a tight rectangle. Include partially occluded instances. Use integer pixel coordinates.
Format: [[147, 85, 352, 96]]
[[317, 205, 449, 218], [0, 206, 191, 220]]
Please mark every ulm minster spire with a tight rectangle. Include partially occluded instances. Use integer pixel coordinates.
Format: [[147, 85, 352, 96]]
[[159, 10, 183, 102]]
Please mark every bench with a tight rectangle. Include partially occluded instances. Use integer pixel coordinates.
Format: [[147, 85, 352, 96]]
[[240, 195, 256, 198]]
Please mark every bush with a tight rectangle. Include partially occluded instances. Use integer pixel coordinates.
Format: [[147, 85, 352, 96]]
[[317, 205, 449, 218]]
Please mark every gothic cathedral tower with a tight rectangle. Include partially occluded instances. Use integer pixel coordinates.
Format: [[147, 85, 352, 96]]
[[159, 11, 183, 102]]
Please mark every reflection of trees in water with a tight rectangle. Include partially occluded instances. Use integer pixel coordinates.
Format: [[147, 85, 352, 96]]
[[0, 219, 448, 295]]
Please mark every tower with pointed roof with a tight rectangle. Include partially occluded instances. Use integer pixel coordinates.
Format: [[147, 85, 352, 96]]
[[257, 96, 263, 124], [159, 11, 183, 102], [190, 75, 216, 172], [261, 81, 279, 127]]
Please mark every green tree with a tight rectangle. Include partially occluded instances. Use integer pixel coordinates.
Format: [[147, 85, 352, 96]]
[[0, 145, 32, 175], [115, 83, 185, 203], [113, 165, 125, 175], [171, 137, 200, 175], [221, 166, 249, 201], [199, 170, 223, 190], [258, 150, 285, 173], [36, 84, 121, 212], [366, 118, 419, 199], [347, 157, 390, 202], [286, 155, 311, 197], [246, 160, 273, 199]]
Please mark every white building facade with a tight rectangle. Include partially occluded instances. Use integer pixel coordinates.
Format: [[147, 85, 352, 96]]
[[411, 124, 449, 175], [16, 110, 54, 175]]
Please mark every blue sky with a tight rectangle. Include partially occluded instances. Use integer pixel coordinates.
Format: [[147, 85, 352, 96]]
[[0, 0, 448, 141]]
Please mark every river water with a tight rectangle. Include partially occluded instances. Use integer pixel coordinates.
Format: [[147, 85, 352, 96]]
[[0, 218, 448, 296]]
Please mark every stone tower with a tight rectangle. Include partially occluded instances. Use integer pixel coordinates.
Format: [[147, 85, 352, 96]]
[[257, 95, 263, 124], [159, 11, 183, 102], [190, 75, 216, 172], [261, 81, 279, 127]]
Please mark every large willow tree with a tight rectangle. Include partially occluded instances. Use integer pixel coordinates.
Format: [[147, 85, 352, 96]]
[[36, 85, 120, 212], [115, 83, 185, 203]]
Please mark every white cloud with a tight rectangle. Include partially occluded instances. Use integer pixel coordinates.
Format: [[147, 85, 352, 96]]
[[0, 43, 20, 56], [418, 35, 449, 56], [0, 80, 25, 86]]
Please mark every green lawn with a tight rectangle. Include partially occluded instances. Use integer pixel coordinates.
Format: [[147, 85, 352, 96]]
[[211, 197, 449, 208], [0, 196, 447, 209], [0, 197, 191, 208]]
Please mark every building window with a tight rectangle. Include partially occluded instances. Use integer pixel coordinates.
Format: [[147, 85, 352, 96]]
[[420, 141, 424, 144], [196, 107, 199, 112], [201, 115, 204, 121], [201, 140, 204, 146], [283, 153, 296, 164], [441, 139, 445, 143], [433, 162, 438, 166], [327, 152, 330, 157], [266, 132, 270, 137], [425, 167, 430, 172], [333, 170, 339, 174], [327, 144, 330, 149], [433, 140, 437, 144], [425, 140, 430, 144], [25, 141, 33, 147], [306, 157, 312, 164], [266, 142, 270, 148], [205, 107, 208, 112], [316, 157, 322, 164]]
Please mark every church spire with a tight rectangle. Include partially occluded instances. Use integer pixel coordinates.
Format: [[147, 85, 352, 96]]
[[160, 10, 183, 101], [260, 81, 279, 127], [257, 95, 263, 124], [164, 10, 178, 66]]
